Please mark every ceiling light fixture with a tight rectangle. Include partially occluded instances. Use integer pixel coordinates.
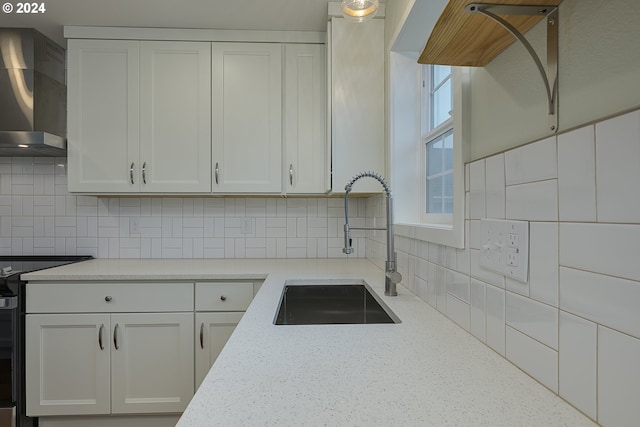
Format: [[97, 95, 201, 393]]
[[341, 0, 379, 23]]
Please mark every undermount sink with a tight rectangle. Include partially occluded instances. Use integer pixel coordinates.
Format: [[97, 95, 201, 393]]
[[274, 279, 401, 325]]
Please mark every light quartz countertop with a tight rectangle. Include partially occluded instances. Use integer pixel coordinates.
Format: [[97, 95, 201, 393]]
[[24, 258, 595, 426]]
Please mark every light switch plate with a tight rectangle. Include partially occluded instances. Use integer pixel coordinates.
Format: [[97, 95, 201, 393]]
[[480, 219, 529, 282]]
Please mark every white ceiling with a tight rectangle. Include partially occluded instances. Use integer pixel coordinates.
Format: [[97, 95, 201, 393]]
[[0, 0, 376, 46]]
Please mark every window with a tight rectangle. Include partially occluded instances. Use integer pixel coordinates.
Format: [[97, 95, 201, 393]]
[[389, 4, 468, 249], [422, 65, 454, 221]]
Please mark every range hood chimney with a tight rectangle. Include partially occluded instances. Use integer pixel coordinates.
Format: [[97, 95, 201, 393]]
[[0, 28, 67, 156]]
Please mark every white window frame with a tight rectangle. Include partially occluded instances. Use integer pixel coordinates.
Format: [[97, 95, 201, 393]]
[[422, 64, 454, 223], [389, 52, 468, 249]]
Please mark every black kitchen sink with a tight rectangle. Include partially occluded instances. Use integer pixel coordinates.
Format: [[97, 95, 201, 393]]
[[274, 280, 400, 325]]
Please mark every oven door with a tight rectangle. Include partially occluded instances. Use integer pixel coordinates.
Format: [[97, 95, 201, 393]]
[[0, 295, 18, 427]]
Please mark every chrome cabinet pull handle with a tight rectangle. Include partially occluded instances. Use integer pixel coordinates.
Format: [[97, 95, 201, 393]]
[[215, 162, 219, 185], [114, 324, 120, 350], [142, 162, 147, 184], [98, 324, 105, 350], [129, 162, 135, 184], [199, 322, 204, 349], [289, 164, 294, 186], [105, 296, 112, 302], [220, 295, 226, 301]]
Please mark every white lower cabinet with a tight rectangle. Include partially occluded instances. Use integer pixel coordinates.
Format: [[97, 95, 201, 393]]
[[26, 314, 111, 416], [25, 280, 257, 424], [110, 313, 194, 414], [26, 312, 194, 416], [194, 281, 254, 389], [195, 312, 244, 389], [25, 282, 195, 418]]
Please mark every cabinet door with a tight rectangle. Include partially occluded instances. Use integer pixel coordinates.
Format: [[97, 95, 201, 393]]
[[330, 18, 385, 193], [195, 312, 244, 389], [212, 43, 282, 193], [284, 44, 329, 194], [110, 313, 194, 414], [25, 314, 111, 416], [67, 39, 140, 192], [140, 42, 212, 192]]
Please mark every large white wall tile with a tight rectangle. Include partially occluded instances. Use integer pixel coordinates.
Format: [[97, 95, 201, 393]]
[[506, 180, 558, 221], [598, 326, 640, 427], [505, 136, 557, 185], [529, 222, 558, 307], [469, 159, 485, 220], [559, 266, 640, 340], [485, 154, 505, 219], [446, 269, 470, 303], [470, 279, 486, 343], [557, 125, 596, 222], [560, 223, 640, 282], [506, 326, 558, 393], [595, 110, 640, 222], [486, 284, 505, 356], [558, 311, 597, 420], [446, 294, 470, 331], [506, 292, 558, 350]]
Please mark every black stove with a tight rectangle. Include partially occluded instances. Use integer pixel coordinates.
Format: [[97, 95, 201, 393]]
[[0, 256, 93, 427]]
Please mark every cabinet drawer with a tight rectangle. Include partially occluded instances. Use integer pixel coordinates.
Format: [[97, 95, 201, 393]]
[[195, 282, 253, 311], [26, 282, 194, 313]]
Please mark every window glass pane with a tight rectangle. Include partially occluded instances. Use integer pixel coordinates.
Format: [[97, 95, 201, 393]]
[[427, 176, 443, 214], [426, 139, 443, 176], [432, 78, 452, 129], [443, 172, 453, 214], [443, 131, 454, 167], [432, 65, 451, 86], [425, 129, 453, 214]]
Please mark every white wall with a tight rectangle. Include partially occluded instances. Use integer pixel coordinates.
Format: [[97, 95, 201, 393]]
[[371, 109, 640, 426], [0, 157, 368, 258], [469, 0, 640, 160], [381, 0, 640, 425]]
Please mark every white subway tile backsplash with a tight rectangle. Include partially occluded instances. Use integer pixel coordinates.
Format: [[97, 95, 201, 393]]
[[486, 285, 505, 356], [529, 222, 558, 307], [557, 125, 596, 222], [560, 223, 640, 282], [595, 110, 640, 223], [446, 294, 470, 331], [558, 311, 597, 420], [469, 159, 485, 219], [504, 136, 557, 185], [598, 326, 640, 427], [505, 180, 558, 221], [446, 269, 470, 303], [559, 266, 640, 340], [506, 326, 558, 393], [506, 292, 558, 350], [470, 279, 486, 343], [485, 154, 505, 219]]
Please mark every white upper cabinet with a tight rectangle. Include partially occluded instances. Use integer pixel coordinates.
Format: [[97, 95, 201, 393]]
[[329, 18, 385, 193], [67, 39, 140, 193], [211, 43, 282, 193], [284, 44, 329, 194], [66, 28, 328, 195], [139, 42, 212, 193], [67, 39, 212, 193]]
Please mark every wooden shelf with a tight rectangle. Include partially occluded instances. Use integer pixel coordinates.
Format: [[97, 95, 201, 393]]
[[418, 0, 560, 66]]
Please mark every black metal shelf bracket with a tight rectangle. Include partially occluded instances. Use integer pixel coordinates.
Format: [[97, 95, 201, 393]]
[[466, 3, 559, 132]]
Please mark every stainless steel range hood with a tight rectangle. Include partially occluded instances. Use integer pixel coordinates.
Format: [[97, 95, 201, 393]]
[[0, 28, 67, 157]]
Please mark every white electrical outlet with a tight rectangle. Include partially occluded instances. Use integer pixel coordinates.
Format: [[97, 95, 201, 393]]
[[241, 218, 253, 234], [480, 219, 529, 282], [130, 217, 140, 234]]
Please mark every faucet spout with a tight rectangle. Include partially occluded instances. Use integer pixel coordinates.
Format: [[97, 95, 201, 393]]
[[343, 171, 402, 296]]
